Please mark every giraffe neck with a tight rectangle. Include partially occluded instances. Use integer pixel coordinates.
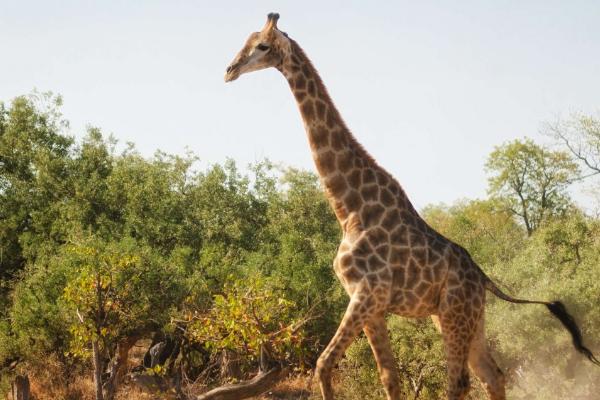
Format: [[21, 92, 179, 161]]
[[278, 39, 416, 226]]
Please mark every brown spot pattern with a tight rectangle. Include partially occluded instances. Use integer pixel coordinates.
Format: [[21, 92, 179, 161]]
[[318, 151, 336, 175], [301, 100, 315, 122]]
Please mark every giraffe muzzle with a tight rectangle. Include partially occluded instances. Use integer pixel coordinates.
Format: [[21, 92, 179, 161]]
[[224, 63, 240, 82]]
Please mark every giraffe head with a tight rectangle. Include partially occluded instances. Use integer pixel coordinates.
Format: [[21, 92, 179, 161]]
[[224, 12, 291, 82]]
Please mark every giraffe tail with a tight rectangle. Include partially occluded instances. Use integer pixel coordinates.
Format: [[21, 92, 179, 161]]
[[484, 279, 600, 367]]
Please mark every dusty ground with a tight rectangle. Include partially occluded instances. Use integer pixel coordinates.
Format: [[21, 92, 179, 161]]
[[254, 375, 314, 399]]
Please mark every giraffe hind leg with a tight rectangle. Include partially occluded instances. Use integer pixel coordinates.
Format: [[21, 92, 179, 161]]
[[437, 291, 485, 400], [433, 314, 473, 399], [440, 316, 472, 400], [468, 318, 506, 400], [433, 314, 504, 399]]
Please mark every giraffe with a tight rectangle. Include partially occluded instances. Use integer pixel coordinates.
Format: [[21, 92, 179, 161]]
[[224, 13, 600, 400]]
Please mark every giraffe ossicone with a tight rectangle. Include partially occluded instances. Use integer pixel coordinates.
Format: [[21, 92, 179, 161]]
[[224, 13, 600, 400]]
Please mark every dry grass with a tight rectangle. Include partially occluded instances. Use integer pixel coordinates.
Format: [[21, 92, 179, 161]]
[[13, 337, 320, 400], [15, 353, 145, 400], [27, 371, 163, 400], [26, 358, 93, 400], [114, 385, 155, 400], [19, 358, 320, 400], [253, 374, 317, 400]]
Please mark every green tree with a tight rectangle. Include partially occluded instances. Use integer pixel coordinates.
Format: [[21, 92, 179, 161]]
[[108, 148, 197, 253], [255, 168, 344, 351], [61, 237, 185, 400], [485, 138, 579, 235], [0, 92, 72, 280], [485, 211, 600, 399], [186, 276, 309, 376], [0, 93, 73, 390], [422, 198, 525, 267]]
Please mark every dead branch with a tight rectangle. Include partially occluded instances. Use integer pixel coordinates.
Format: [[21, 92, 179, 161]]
[[195, 365, 288, 400]]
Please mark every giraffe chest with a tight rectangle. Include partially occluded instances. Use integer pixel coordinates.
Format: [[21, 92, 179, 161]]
[[333, 226, 395, 302]]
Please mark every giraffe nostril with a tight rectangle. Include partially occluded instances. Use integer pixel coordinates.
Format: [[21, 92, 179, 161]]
[[226, 65, 233, 73]]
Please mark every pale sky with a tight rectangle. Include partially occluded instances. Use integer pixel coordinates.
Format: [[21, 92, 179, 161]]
[[2, 1, 599, 209]]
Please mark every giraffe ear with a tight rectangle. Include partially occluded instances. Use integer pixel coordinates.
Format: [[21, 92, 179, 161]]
[[263, 12, 280, 32]]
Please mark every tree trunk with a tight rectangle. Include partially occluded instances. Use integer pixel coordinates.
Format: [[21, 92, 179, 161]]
[[92, 339, 105, 400], [103, 336, 137, 400], [196, 366, 288, 400], [11, 374, 30, 400], [219, 349, 242, 381]]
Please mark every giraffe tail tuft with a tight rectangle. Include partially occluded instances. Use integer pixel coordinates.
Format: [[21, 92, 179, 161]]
[[545, 301, 600, 367], [485, 279, 600, 367]]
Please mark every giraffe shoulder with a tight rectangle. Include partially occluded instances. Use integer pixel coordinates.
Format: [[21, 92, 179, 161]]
[[343, 212, 363, 242]]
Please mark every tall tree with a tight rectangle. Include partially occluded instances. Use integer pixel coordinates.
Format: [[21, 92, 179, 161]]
[[545, 112, 600, 177], [0, 92, 72, 298], [422, 198, 525, 266], [485, 138, 579, 235]]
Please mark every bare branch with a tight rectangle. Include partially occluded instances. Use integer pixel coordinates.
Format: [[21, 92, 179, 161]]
[[195, 366, 289, 400]]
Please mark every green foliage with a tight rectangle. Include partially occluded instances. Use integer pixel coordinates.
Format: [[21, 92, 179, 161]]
[[10, 257, 72, 360], [485, 138, 579, 234], [422, 198, 525, 267], [339, 317, 447, 400], [256, 168, 344, 348], [0, 92, 72, 279], [482, 210, 600, 399], [187, 276, 309, 370], [61, 237, 185, 358], [6, 235, 186, 367], [0, 93, 344, 389]]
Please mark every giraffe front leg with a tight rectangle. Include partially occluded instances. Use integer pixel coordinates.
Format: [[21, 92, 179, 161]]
[[316, 295, 369, 400], [364, 314, 403, 400]]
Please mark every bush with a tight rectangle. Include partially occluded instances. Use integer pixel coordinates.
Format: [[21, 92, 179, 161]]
[[338, 316, 448, 400]]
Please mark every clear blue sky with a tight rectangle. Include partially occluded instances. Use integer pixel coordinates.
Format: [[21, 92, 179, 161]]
[[2, 1, 599, 209]]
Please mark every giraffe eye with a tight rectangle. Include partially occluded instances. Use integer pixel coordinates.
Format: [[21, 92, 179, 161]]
[[256, 43, 270, 51]]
